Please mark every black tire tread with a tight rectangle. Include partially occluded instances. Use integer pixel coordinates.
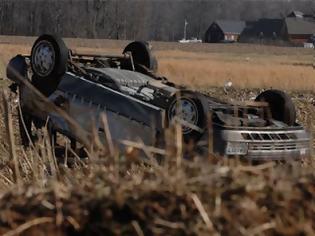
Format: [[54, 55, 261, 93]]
[[122, 41, 158, 72], [255, 89, 296, 126]]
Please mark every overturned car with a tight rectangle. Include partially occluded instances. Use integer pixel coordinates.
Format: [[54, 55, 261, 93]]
[[7, 35, 311, 160]]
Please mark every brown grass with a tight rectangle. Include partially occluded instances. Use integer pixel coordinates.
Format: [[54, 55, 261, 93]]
[[156, 50, 315, 90], [0, 37, 314, 235], [0, 94, 314, 235]]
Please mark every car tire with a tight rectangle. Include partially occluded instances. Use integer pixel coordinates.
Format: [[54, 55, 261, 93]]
[[255, 89, 296, 126], [167, 92, 206, 143], [122, 41, 158, 73], [31, 34, 68, 96], [7, 55, 27, 84]]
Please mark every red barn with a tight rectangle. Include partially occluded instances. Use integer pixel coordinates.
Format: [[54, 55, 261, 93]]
[[284, 18, 315, 45], [204, 20, 245, 43]]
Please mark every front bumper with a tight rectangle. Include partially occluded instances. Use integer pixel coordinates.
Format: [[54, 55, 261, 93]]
[[245, 141, 309, 160], [213, 126, 311, 161]]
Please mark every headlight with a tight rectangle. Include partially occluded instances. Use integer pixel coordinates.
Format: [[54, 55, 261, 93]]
[[225, 142, 248, 155]]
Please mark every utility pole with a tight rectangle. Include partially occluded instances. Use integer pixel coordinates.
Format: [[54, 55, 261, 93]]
[[184, 19, 188, 40]]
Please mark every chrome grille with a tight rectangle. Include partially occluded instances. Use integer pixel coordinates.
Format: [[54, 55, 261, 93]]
[[241, 132, 297, 141], [248, 142, 309, 151]]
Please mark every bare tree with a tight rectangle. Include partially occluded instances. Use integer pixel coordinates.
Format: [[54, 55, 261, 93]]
[[0, 0, 314, 40]]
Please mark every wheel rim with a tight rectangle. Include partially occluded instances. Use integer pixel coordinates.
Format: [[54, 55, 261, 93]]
[[169, 98, 199, 134], [32, 40, 55, 77]]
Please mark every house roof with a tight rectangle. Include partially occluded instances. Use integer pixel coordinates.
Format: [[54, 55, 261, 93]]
[[285, 18, 315, 35], [214, 20, 246, 34], [287, 11, 304, 18], [241, 19, 284, 38], [287, 10, 315, 21]]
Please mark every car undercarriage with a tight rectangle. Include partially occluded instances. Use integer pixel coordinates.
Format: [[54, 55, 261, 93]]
[[6, 34, 311, 161]]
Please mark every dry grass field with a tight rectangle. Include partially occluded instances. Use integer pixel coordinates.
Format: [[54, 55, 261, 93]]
[[157, 50, 315, 90], [0, 36, 314, 90], [0, 36, 314, 235]]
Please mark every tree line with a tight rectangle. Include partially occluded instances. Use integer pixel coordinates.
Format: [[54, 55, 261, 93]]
[[0, 0, 314, 41]]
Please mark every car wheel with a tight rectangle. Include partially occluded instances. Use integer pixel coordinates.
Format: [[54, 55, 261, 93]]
[[122, 41, 158, 73], [167, 93, 205, 143], [31, 34, 68, 96], [255, 89, 296, 126]]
